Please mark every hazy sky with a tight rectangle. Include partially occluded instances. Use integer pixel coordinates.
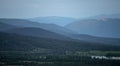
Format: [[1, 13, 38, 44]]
[[0, 0, 120, 18]]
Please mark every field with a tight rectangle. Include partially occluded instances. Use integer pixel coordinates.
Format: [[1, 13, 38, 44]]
[[0, 51, 120, 66]]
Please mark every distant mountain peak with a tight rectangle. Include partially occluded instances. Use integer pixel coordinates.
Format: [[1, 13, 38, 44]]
[[29, 16, 77, 26]]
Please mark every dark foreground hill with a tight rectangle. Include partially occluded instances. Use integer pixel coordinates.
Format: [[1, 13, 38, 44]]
[[0, 32, 120, 53], [0, 22, 17, 31], [4, 27, 71, 40]]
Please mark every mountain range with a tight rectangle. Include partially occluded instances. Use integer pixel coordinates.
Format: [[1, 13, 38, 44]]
[[0, 17, 120, 54], [0, 19, 72, 40]]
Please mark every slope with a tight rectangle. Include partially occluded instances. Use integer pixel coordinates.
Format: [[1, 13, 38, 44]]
[[4, 27, 71, 40], [0, 32, 120, 52]]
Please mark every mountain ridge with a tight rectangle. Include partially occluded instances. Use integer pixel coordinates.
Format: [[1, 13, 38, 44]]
[[65, 18, 120, 38], [29, 16, 77, 26]]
